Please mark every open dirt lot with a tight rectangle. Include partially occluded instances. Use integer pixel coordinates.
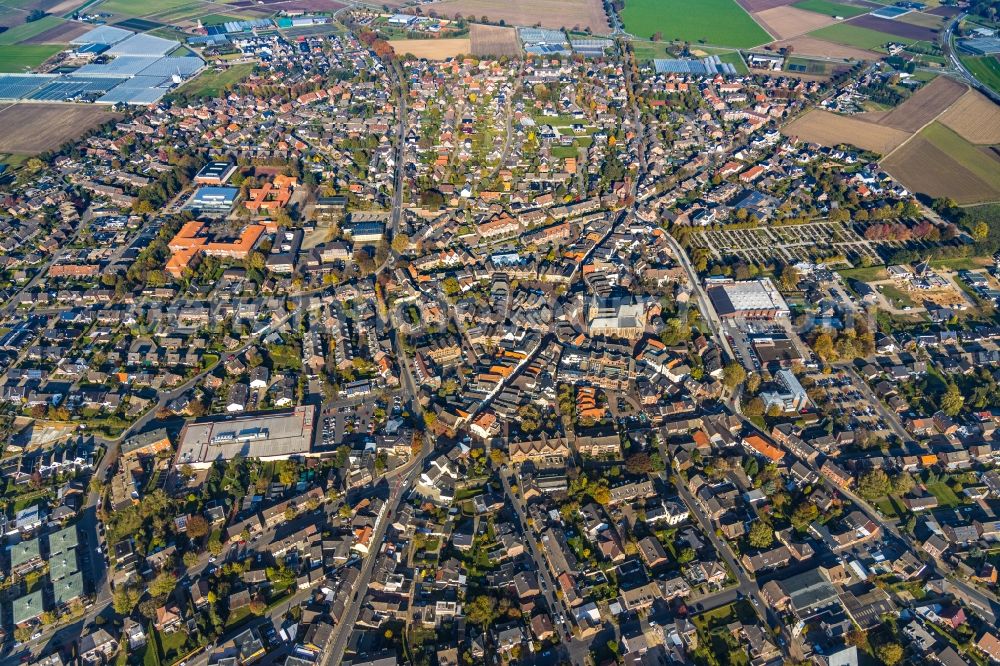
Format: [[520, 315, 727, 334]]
[[752, 5, 837, 39], [877, 75, 966, 132], [939, 89, 1000, 144], [470, 23, 520, 56], [882, 135, 1000, 204], [0, 103, 121, 154], [768, 35, 879, 58], [391, 38, 472, 59], [426, 0, 611, 33], [782, 108, 911, 152]]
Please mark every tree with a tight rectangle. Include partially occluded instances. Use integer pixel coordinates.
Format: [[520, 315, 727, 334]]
[[113, 586, 141, 615], [746, 372, 761, 395], [892, 472, 914, 495], [466, 595, 498, 628], [858, 469, 891, 500], [722, 362, 746, 390], [391, 233, 410, 254], [677, 547, 696, 564], [972, 221, 989, 241], [186, 514, 210, 539], [183, 551, 199, 568], [876, 642, 903, 666], [748, 521, 774, 549], [812, 331, 836, 363], [941, 383, 964, 417], [208, 537, 223, 556], [150, 571, 177, 597], [625, 452, 653, 475]]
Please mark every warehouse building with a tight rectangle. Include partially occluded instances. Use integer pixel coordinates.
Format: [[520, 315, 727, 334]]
[[174, 405, 317, 469], [708, 278, 790, 319]]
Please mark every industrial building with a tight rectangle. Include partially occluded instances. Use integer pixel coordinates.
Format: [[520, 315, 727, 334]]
[[174, 405, 317, 469], [194, 161, 238, 185], [708, 278, 790, 319]]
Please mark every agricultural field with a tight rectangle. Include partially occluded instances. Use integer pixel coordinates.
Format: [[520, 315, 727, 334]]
[[769, 34, 880, 58], [847, 13, 938, 41], [896, 11, 946, 29], [960, 54, 1000, 96], [0, 14, 64, 44], [808, 21, 916, 50], [621, 0, 773, 48], [469, 23, 519, 56], [175, 63, 254, 98], [0, 103, 121, 154], [882, 122, 1000, 204], [939, 89, 1000, 144], [94, 0, 197, 16], [792, 0, 869, 17], [875, 75, 966, 133], [0, 43, 60, 71], [752, 5, 837, 40], [782, 108, 911, 153], [21, 18, 88, 43], [390, 38, 472, 59], [426, 0, 611, 34]]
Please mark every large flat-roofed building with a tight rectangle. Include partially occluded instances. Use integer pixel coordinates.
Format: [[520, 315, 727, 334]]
[[194, 161, 237, 185], [183, 186, 238, 214], [174, 405, 316, 469], [708, 278, 790, 319]]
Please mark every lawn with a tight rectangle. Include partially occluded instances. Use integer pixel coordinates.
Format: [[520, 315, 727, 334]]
[[0, 44, 61, 71], [621, 0, 773, 48], [793, 0, 869, 17], [960, 54, 1000, 95], [926, 481, 961, 507], [809, 22, 916, 49], [0, 15, 65, 44], [718, 50, 749, 73], [175, 63, 254, 97], [630, 40, 673, 61], [551, 145, 580, 158]]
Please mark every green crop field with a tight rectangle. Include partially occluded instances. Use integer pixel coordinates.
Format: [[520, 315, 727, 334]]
[[175, 63, 254, 97], [809, 22, 916, 49], [0, 44, 61, 71], [793, 0, 869, 17], [960, 54, 1000, 94], [921, 121, 1000, 190], [621, 0, 772, 48], [0, 15, 65, 44], [95, 0, 198, 17]]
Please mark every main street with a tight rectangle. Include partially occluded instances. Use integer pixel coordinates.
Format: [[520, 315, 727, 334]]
[[499, 468, 588, 666]]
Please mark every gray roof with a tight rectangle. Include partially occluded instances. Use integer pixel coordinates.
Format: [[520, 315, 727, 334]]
[[106, 33, 179, 57], [48, 524, 79, 557], [71, 25, 134, 46], [9, 538, 41, 569], [12, 589, 44, 625]]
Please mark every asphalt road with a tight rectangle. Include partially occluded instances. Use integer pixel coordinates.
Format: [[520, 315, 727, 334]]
[[500, 469, 586, 666]]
